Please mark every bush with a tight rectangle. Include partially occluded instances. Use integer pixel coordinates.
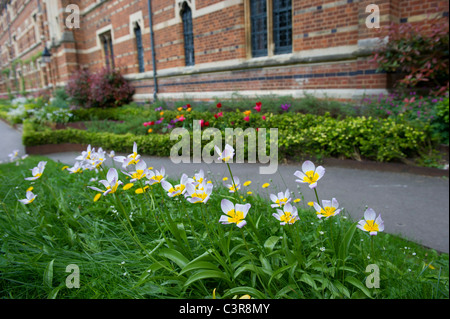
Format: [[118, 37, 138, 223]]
[[430, 96, 449, 145], [372, 17, 449, 94], [89, 68, 135, 108], [66, 68, 92, 108], [66, 68, 135, 109], [23, 111, 431, 163], [50, 87, 70, 109]]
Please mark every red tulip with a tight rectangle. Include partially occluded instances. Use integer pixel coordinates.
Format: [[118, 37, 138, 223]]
[[217, 102, 222, 108]]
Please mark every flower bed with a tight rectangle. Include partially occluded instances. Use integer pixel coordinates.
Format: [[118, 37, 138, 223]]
[[23, 107, 431, 164], [0, 145, 448, 299]]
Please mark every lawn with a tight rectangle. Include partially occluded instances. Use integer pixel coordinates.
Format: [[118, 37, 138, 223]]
[[0, 147, 448, 299]]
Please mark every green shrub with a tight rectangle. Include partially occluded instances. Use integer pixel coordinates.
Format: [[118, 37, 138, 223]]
[[430, 96, 449, 145], [23, 110, 430, 163]]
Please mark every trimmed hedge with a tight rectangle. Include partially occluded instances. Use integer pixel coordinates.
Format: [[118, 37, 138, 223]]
[[22, 111, 430, 163]]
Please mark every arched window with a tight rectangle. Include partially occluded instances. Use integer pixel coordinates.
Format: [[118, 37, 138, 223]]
[[100, 31, 114, 69], [181, 2, 195, 66], [134, 24, 145, 73]]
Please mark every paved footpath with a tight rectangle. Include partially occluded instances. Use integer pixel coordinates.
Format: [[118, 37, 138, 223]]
[[0, 120, 449, 253]]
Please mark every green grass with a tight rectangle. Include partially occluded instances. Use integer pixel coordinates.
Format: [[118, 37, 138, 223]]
[[0, 156, 448, 299]]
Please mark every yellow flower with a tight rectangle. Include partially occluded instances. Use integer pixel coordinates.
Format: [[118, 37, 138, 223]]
[[222, 177, 228, 181], [307, 201, 314, 206], [177, 107, 183, 111], [243, 181, 252, 186], [61, 166, 69, 171], [160, 111, 164, 116], [135, 186, 149, 194], [123, 183, 134, 190], [148, 128, 153, 133], [428, 264, 436, 270], [239, 295, 251, 299], [243, 110, 251, 116], [93, 193, 102, 202], [294, 198, 301, 203], [262, 183, 270, 188], [247, 191, 252, 195], [26, 186, 34, 192], [187, 108, 192, 112]]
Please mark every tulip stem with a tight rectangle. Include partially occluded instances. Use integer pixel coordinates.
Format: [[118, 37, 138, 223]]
[[314, 188, 320, 204], [226, 162, 240, 201]]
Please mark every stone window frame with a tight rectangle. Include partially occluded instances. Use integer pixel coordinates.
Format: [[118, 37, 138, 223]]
[[129, 11, 145, 73], [180, 1, 195, 66], [244, 0, 293, 59], [97, 26, 115, 69]]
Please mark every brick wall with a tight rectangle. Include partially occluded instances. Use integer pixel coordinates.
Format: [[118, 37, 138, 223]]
[[0, 0, 448, 101]]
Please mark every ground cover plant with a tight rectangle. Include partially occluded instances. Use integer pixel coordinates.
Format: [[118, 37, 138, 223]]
[[0, 145, 448, 299]]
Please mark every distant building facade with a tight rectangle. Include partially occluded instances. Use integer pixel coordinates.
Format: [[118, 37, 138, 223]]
[[0, 0, 448, 102]]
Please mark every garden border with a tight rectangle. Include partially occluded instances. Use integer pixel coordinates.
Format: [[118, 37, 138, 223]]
[[25, 142, 449, 178]]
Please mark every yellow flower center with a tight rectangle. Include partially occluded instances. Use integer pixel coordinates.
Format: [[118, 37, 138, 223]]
[[363, 220, 379, 232], [303, 170, 319, 184], [169, 184, 185, 196], [276, 198, 288, 205], [190, 192, 208, 203], [131, 170, 145, 180], [106, 182, 119, 194], [317, 206, 336, 217], [226, 209, 244, 225], [34, 172, 42, 178], [280, 212, 296, 224]]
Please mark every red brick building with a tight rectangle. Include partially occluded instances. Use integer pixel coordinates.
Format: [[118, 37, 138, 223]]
[[0, 0, 448, 102]]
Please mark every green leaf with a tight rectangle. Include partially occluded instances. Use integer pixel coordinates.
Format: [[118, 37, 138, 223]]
[[338, 222, 357, 265], [345, 276, 372, 299], [333, 280, 351, 299], [183, 270, 230, 287], [158, 248, 189, 269], [234, 264, 261, 279], [48, 286, 61, 299], [179, 261, 221, 276], [264, 236, 280, 253], [268, 262, 298, 287], [43, 259, 54, 289], [300, 273, 317, 290]]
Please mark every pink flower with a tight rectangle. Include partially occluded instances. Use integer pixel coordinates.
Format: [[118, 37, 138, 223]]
[[254, 102, 262, 112], [262, 115, 266, 120], [244, 116, 250, 122]]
